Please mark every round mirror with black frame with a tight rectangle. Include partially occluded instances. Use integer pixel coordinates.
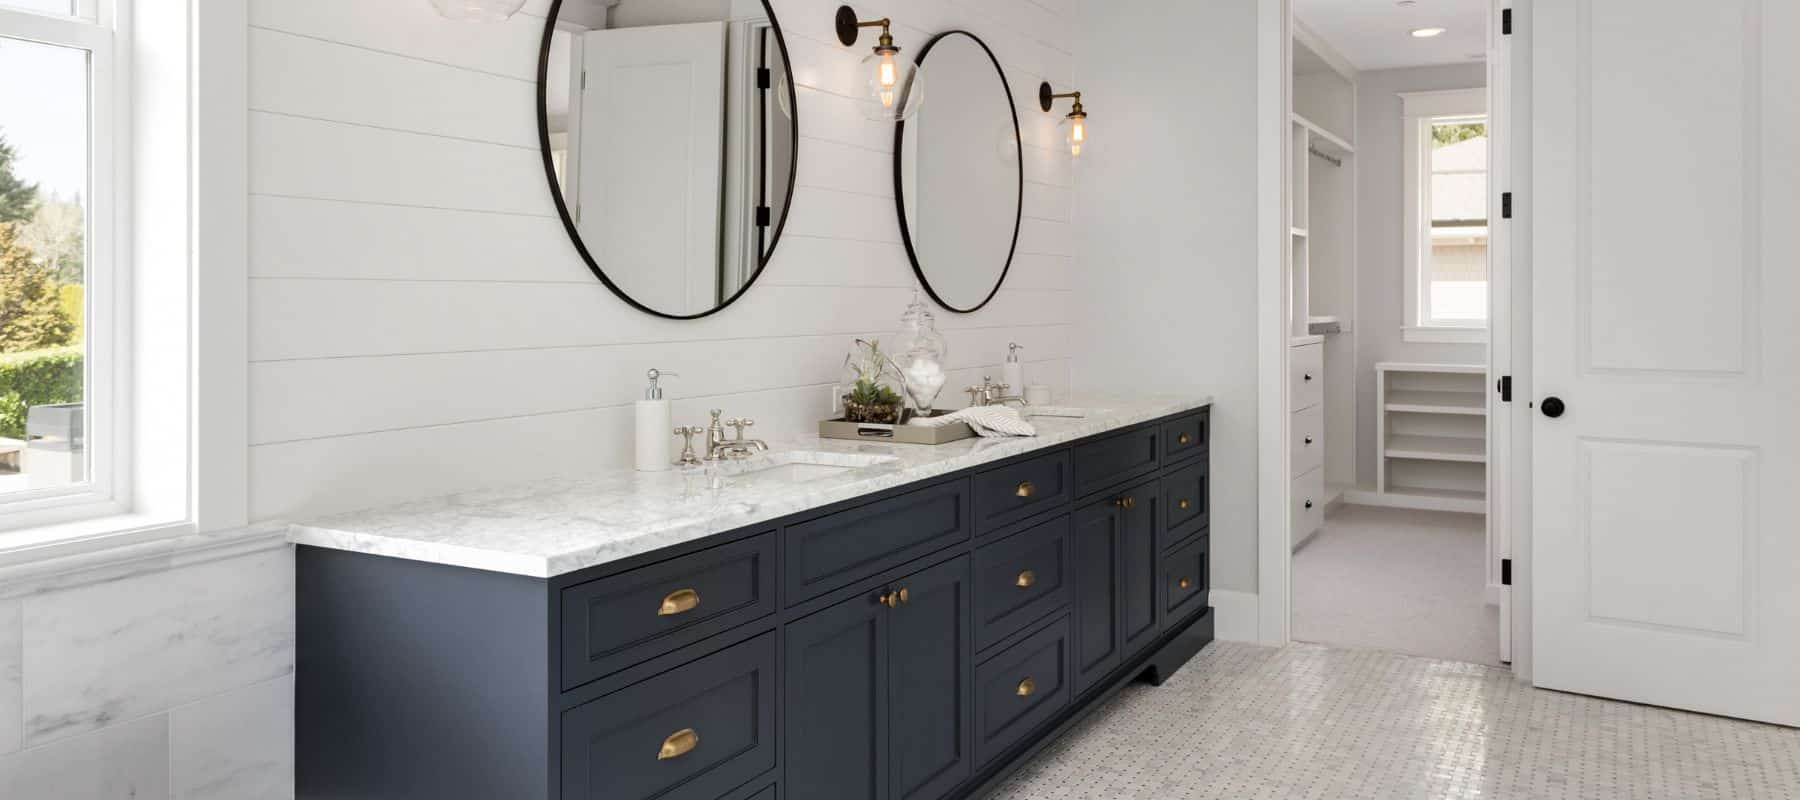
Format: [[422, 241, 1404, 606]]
[[536, 0, 799, 320], [893, 30, 1022, 314]]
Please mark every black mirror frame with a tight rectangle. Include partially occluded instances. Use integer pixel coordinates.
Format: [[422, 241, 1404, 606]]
[[892, 30, 1023, 315], [535, 0, 802, 320]]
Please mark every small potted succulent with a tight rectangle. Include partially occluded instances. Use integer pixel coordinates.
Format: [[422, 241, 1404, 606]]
[[842, 339, 904, 424]]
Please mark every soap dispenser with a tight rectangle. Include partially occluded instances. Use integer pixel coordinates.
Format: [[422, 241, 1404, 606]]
[[1002, 343, 1025, 396], [636, 369, 677, 472]]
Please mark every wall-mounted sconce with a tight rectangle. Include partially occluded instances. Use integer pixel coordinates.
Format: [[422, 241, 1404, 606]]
[[1039, 83, 1088, 158], [836, 5, 926, 122], [429, 0, 526, 22]]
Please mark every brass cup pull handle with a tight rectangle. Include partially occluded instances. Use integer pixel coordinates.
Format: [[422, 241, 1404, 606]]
[[1113, 496, 1137, 511], [1178, 499, 1191, 510], [658, 728, 699, 760], [1178, 432, 1191, 445], [880, 587, 910, 608], [1178, 577, 1193, 590], [1016, 677, 1036, 697], [658, 588, 700, 616], [1016, 569, 1036, 588], [1015, 480, 1035, 498]]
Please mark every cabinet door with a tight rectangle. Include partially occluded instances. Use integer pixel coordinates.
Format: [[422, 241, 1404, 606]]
[[1119, 477, 1161, 657], [887, 557, 973, 800], [786, 590, 890, 800], [1071, 499, 1122, 694]]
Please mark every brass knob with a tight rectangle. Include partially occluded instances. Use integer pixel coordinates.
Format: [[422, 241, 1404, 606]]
[[1016, 569, 1036, 588], [658, 588, 700, 616], [658, 728, 699, 760], [1178, 499, 1191, 510], [1015, 480, 1035, 498], [1178, 432, 1191, 445], [880, 587, 910, 608], [1178, 577, 1192, 590], [1016, 677, 1036, 697], [1113, 496, 1136, 511]]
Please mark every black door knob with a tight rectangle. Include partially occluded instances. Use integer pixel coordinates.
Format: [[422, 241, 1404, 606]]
[[1541, 396, 1566, 418]]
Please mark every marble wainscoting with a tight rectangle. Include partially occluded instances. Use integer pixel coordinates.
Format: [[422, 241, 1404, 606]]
[[0, 528, 295, 799]]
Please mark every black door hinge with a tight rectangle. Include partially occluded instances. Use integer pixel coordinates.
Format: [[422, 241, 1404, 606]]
[[1501, 192, 1513, 219], [757, 67, 772, 90], [1501, 558, 1513, 586], [1498, 375, 1513, 403], [755, 205, 771, 227], [1502, 8, 1512, 35]]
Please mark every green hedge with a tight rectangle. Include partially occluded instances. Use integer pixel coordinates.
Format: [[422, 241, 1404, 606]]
[[0, 345, 82, 440]]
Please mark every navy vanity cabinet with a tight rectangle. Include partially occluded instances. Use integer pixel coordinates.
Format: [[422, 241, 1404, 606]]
[[784, 556, 973, 800], [297, 405, 1215, 800]]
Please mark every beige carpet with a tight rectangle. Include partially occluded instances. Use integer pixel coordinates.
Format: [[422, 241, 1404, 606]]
[[1292, 504, 1501, 666]]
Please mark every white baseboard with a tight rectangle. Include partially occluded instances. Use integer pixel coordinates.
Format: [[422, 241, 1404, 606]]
[[1208, 589, 1260, 643], [1343, 488, 1485, 515]]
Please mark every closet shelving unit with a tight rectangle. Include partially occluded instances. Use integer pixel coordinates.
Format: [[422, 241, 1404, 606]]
[[1287, 27, 1357, 548], [1375, 362, 1488, 513]]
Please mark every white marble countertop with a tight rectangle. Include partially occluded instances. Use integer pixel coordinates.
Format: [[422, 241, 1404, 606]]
[[288, 394, 1212, 578]]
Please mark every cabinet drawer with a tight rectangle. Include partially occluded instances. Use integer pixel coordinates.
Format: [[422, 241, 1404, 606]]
[[561, 632, 777, 800], [1160, 534, 1210, 629], [1292, 468, 1324, 547], [973, 449, 1072, 536], [1290, 404, 1324, 478], [1073, 425, 1160, 498], [562, 533, 777, 690], [1159, 409, 1209, 464], [1291, 342, 1323, 410], [784, 479, 971, 604], [1159, 460, 1209, 543], [973, 515, 1073, 650], [974, 617, 1071, 766]]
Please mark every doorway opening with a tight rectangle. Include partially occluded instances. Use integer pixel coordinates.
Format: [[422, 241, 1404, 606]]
[[1281, 0, 1509, 668]]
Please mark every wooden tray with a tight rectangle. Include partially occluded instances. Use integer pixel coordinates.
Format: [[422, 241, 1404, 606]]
[[818, 411, 976, 444]]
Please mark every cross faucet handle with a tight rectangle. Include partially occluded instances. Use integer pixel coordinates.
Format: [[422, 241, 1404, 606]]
[[727, 418, 755, 440]]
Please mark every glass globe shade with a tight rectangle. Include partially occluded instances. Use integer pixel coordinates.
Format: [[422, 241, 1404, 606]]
[[429, 0, 527, 22], [1060, 113, 1088, 159], [860, 50, 924, 122]]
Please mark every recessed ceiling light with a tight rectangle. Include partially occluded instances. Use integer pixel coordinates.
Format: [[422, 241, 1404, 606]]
[[1396, 0, 1417, 6], [1411, 27, 1447, 38]]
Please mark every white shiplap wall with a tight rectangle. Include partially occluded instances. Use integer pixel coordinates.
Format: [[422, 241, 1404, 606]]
[[246, 0, 1080, 521]]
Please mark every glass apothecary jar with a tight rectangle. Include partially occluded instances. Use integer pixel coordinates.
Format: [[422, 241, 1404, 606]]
[[894, 291, 949, 415]]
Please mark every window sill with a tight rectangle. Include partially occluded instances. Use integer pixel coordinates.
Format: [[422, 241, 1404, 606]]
[[1403, 326, 1489, 344], [0, 515, 289, 596]]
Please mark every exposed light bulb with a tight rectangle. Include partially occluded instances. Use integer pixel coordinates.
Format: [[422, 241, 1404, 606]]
[[1068, 117, 1086, 158], [879, 53, 899, 88]]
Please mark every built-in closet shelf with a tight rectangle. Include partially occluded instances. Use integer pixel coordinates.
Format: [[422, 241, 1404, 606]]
[[1375, 363, 1488, 514], [1385, 435, 1487, 464], [1291, 112, 1354, 155], [1384, 390, 1487, 416]]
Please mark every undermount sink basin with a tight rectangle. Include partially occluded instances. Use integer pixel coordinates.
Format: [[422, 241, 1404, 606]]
[[715, 450, 899, 484], [1028, 406, 1103, 419]]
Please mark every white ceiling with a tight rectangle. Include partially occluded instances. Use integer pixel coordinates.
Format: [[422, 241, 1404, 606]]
[[1294, 0, 1489, 72]]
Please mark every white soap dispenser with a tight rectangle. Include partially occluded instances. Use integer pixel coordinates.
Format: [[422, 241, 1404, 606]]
[[1002, 343, 1025, 396], [635, 369, 677, 472]]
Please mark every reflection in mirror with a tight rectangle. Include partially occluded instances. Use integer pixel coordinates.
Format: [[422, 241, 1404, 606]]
[[895, 31, 1022, 313], [539, 0, 797, 318]]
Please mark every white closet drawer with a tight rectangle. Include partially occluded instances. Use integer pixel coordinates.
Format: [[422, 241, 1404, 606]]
[[1291, 468, 1324, 546], [1290, 343, 1323, 410], [1290, 405, 1324, 478]]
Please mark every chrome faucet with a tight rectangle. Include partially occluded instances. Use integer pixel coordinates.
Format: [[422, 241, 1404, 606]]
[[964, 377, 1029, 409], [704, 409, 769, 460]]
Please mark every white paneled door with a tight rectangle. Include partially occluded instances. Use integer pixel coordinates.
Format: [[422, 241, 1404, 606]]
[[1532, 0, 1800, 725]]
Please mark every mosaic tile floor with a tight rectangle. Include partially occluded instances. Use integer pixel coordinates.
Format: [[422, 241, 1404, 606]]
[[987, 642, 1800, 800]]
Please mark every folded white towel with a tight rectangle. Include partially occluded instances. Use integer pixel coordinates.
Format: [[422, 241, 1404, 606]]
[[909, 406, 1037, 438]]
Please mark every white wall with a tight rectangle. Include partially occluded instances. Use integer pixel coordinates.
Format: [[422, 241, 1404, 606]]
[[1071, 0, 1261, 594], [0, 538, 295, 799], [246, 0, 1081, 523], [1353, 63, 1487, 485]]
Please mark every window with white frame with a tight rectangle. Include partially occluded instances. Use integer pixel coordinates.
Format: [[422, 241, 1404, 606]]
[[0, 0, 120, 521], [1401, 88, 1489, 342]]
